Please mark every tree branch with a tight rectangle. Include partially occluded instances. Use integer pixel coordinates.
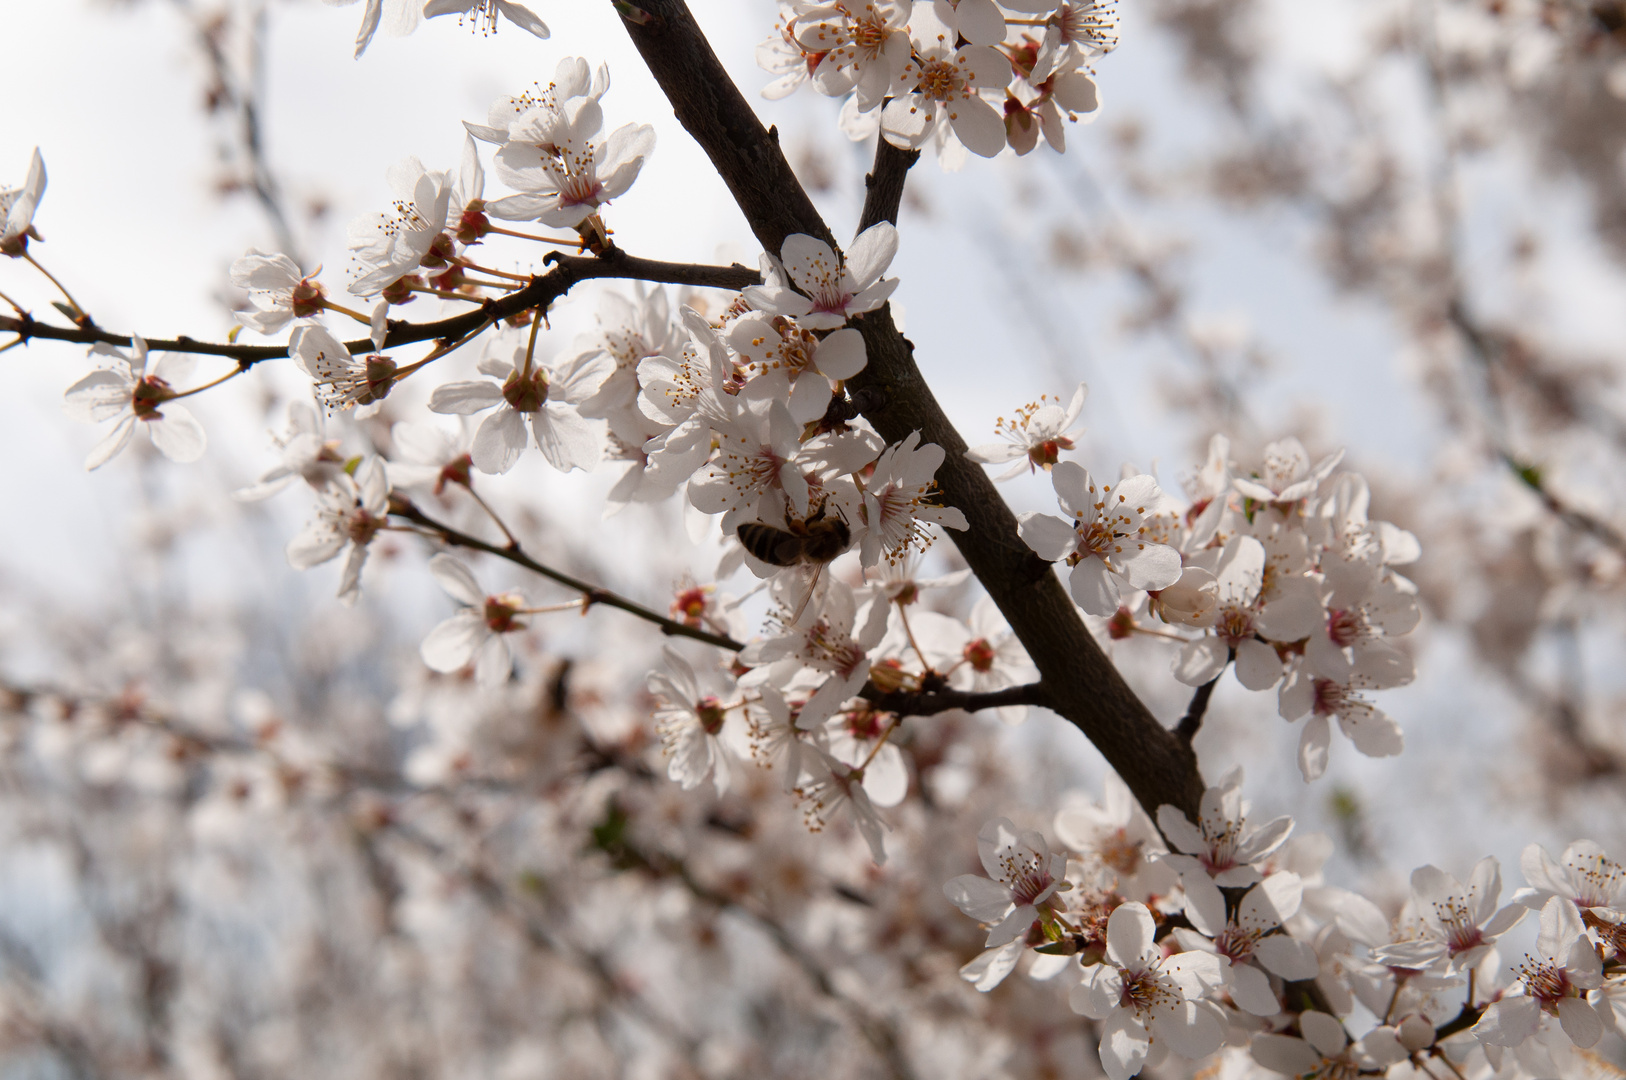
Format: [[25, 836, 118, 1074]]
[[0, 250, 759, 366], [613, 0, 1208, 821], [864, 681, 1045, 718], [1175, 672, 1222, 743], [390, 498, 746, 653]]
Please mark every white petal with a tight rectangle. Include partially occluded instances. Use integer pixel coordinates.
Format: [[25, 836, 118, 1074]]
[[421, 611, 486, 672], [147, 406, 207, 463], [428, 553, 484, 607]]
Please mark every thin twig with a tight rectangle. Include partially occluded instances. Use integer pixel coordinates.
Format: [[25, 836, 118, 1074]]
[[390, 498, 747, 652], [0, 251, 760, 366]]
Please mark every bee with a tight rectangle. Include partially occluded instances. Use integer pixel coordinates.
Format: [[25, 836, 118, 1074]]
[[736, 503, 851, 626]]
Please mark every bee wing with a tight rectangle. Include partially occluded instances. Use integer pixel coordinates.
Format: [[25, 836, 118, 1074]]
[[787, 562, 827, 628]]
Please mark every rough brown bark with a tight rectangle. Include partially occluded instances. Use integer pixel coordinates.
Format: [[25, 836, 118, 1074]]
[[615, 0, 1207, 820]]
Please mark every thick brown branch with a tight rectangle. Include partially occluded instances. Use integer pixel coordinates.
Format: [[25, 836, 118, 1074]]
[[391, 499, 745, 653], [614, 0, 1207, 821], [0, 251, 758, 366], [857, 139, 920, 234], [864, 681, 1045, 718]]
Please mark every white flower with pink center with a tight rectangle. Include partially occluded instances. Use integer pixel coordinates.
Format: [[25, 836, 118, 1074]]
[[1277, 669, 1405, 781], [63, 338, 207, 470], [794, 1, 913, 111], [419, 554, 527, 689], [649, 646, 735, 795], [879, 9, 1010, 158], [966, 383, 1088, 480], [347, 157, 453, 297], [1018, 460, 1184, 617], [858, 431, 969, 567], [1173, 872, 1320, 1017], [743, 221, 900, 331], [1070, 902, 1226, 1080], [1232, 436, 1343, 509], [944, 817, 1066, 948], [1373, 858, 1526, 973], [489, 78, 655, 229], [1514, 840, 1626, 916], [285, 457, 391, 606], [1155, 767, 1293, 888], [1472, 895, 1607, 1052]]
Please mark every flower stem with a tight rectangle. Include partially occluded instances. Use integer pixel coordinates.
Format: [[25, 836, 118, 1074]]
[[487, 224, 586, 248], [23, 252, 87, 320], [520, 305, 544, 379], [169, 366, 242, 401], [465, 484, 519, 548], [321, 299, 374, 324], [455, 259, 532, 282]]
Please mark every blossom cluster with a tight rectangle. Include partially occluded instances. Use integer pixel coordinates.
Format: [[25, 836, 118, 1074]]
[[946, 769, 1626, 1079], [1011, 432, 1421, 780], [759, 0, 1115, 165]]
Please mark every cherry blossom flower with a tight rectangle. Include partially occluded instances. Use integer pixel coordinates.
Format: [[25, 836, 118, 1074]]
[[1251, 1010, 1406, 1078], [1372, 858, 1526, 973], [1155, 767, 1293, 889], [290, 324, 395, 416], [384, 420, 473, 496], [489, 83, 655, 228], [792, 747, 889, 863], [464, 59, 608, 146], [234, 401, 345, 501], [423, 0, 549, 40], [966, 384, 1087, 480], [576, 284, 689, 423], [1514, 840, 1626, 916], [1053, 772, 1176, 901], [1018, 461, 1184, 617], [793, 1, 913, 110], [741, 580, 887, 730], [230, 250, 325, 335], [729, 313, 866, 424], [1232, 437, 1343, 509], [880, 10, 1010, 159], [944, 818, 1067, 948], [1172, 534, 1321, 690], [286, 458, 391, 606], [1174, 872, 1320, 1016], [347, 157, 453, 297], [1070, 902, 1226, 1080], [0, 147, 46, 257], [822, 702, 907, 808], [649, 646, 734, 794], [419, 554, 525, 689], [951, 597, 1037, 724], [1277, 670, 1405, 781], [743, 222, 900, 331], [1472, 896, 1607, 1051], [427, 344, 609, 475], [858, 432, 968, 566], [62, 338, 207, 470]]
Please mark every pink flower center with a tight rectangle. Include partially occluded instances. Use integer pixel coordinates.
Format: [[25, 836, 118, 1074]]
[[964, 638, 997, 673]]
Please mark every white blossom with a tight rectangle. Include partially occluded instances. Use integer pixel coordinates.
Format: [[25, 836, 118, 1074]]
[[1, 147, 46, 257], [62, 338, 207, 470], [1070, 902, 1226, 1080], [285, 457, 391, 606], [419, 554, 524, 688], [743, 222, 900, 331], [1019, 461, 1183, 617]]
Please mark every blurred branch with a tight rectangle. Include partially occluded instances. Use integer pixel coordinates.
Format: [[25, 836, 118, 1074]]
[[170, 0, 303, 262]]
